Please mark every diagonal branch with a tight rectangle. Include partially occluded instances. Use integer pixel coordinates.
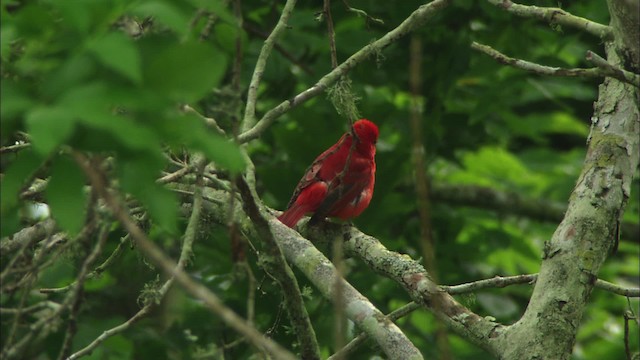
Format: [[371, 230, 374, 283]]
[[586, 50, 640, 88], [237, 0, 452, 144], [486, 0, 613, 40], [269, 219, 425, 359]]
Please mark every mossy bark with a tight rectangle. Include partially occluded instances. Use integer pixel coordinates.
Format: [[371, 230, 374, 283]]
[[495, 1, 639, 358]]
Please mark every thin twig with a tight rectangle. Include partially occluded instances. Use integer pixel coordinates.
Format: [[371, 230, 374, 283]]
[[329, 302, 421, 359], [0, 142, 31, 154], [440, 274, 640, 297], [324, 0, 338, 69], [157, 166, 192, 184], [40, 236, 129, 294], [181, 104, 226, 135], [341, 0, 384, 26], [623, 311, 634, 360], [57, 224, 111, 360]]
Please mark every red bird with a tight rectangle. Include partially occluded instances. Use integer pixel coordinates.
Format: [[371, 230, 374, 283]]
[[278, 119, 378, 228]]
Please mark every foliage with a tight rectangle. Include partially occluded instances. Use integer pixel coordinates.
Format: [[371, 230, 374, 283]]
[[1, 0, 637, 359]]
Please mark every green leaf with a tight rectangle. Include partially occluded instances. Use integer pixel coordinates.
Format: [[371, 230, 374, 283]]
[[143, 41, 228, 102], [25, 106, 75, 155], [88, 32, 142, 84], [46, 156, 87, 236]]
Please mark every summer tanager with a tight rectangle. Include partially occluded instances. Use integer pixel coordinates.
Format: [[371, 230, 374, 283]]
[[278, 119, 378, 228]]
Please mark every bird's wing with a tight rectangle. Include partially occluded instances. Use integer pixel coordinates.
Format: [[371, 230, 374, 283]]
[[285, 134, 350, 209], [309, 158, 373, 223]]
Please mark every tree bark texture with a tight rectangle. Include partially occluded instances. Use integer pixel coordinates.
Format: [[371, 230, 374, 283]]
[[495, 1, 640, 358]]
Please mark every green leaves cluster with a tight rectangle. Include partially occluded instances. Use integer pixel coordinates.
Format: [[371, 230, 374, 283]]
[[1, 0, 244, 237]]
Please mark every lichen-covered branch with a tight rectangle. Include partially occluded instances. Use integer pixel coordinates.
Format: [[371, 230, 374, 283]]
[[442, 274, 640, 297], [586, 50, 640, 88], [486, 0, 613, 40], [329, 302, 422, 359], [236, 177, 321, 360], [472, 42, 639, 87], [304, 222, 503, 357], [491, 1, 640, 356], [237, 0, 451, 143], [269, 220, 424, 359], [242, 0, 298, 133]]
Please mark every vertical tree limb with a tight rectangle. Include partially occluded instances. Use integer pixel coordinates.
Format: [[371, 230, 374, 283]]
[[242, 0, 298, 132]]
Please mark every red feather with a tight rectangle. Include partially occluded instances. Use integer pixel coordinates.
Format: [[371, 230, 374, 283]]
[[278, 119, 378, 228]]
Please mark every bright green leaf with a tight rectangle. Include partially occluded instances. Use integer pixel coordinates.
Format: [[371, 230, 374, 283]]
[[46, 155, 87, 236]]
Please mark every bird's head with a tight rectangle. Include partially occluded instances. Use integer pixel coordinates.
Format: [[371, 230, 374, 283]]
[[352, 119, 379, 145]]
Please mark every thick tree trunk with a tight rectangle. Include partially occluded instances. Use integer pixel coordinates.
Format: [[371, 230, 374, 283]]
[[496, 2, 640, 359]]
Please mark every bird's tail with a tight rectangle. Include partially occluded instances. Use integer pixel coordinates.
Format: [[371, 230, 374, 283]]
[[277, 205, 307, 228]]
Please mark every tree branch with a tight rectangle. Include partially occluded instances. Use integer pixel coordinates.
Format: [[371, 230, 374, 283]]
[[236, 176, 321, 360], [0, 218, 57, 254], [269, 220, 424, 359], [0, 142, 31, 154], [442, 274, 640, 297], [329, 302, 422, 359], [586, 50, 640, 88], [485, 0, 613, 40], [242, 0, 298, 133], [471, 42, 639, 87], [494, 0, 640, 353], [305, 222, 504, 357], [237, 0, 451, 144]]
